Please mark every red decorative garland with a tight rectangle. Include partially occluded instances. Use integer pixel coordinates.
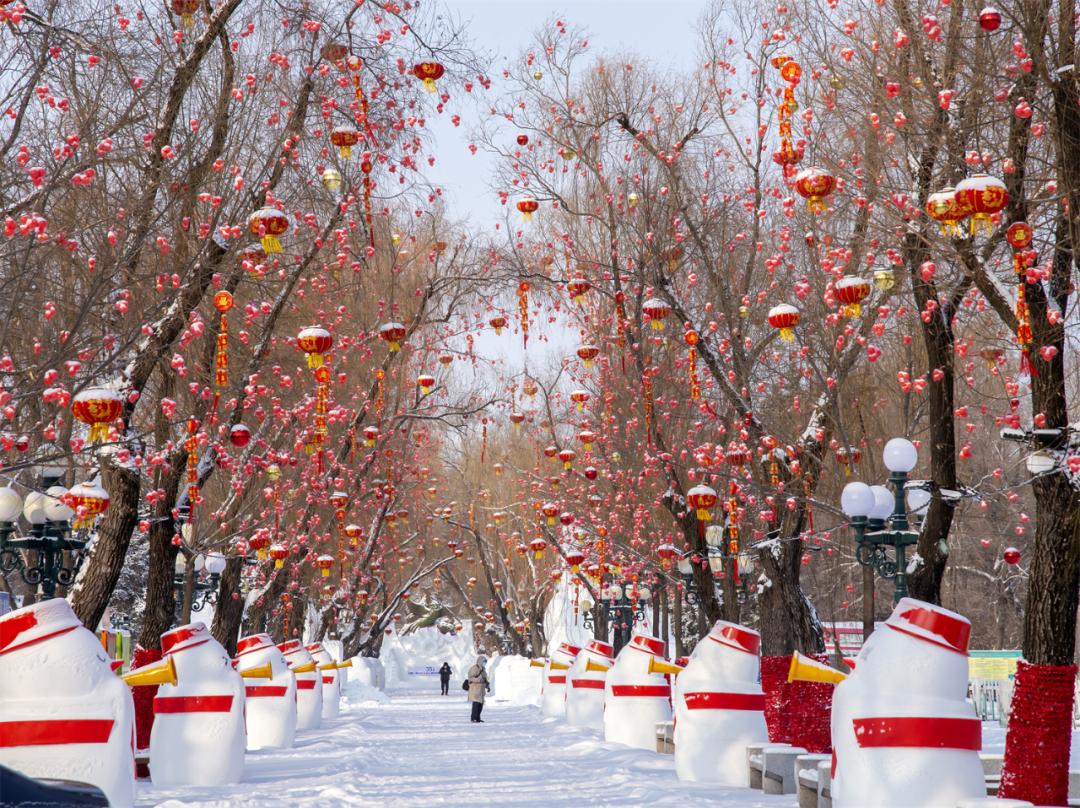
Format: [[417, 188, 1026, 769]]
[[761, 654, 834, 753], [999, 660, 1077, 806]]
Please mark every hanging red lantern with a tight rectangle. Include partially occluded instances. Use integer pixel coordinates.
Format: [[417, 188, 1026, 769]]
[[516, 198, 539, 222], [229, 424, 251, 447], [557, 449, 576, 470], [834, 276, 871, 317], [540, 502, 559, 526], [344, 524, 363, 547], [269, 544, 288, 569], [297, 326, 332, 368], [509, 412, 525, 427], [577, 429, 595, 451], [489, 315, 508, 335], [978, 7, 1001, 30], [330, 126, 360, 158], [793, 167, 836, 214], [767, 304, 800, 341], [248, 533, 270, 561], [170, 0, 199, 27], [725, 443, 751, 466], [953, 174, 1008, 234], [566, 277, 591, 304], [237, 245, 267, 276], [248, 207, 289, 254], [72, 388, 123, 443], [317, 554, 335, 578], [656, 543, 678, 568], [687, 484, 718, 521], [412, 61, 445, 92], [569, 390, 590, 411], [642, 298, 672, 330], [417, 374, 436, 395], [924, 187, 971, 236], [62, 481, 110, 530], [529, 537, 548, 559], [565, 548, 586, 572], [378, 322, 407, 352], [362, 426, 379, 447], [576, 345, 600, 368]]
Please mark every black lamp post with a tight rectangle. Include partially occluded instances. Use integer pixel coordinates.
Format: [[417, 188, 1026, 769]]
[[841, 437, 927, 604], [0, 466, 84, 600], [582, 578, 649, 655], [173, 551, 227, 617]]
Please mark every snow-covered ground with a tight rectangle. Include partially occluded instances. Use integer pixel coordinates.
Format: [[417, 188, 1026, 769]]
[[138, 686, 790, 807]]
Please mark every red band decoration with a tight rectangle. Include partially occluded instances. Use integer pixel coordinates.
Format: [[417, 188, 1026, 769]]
[[852, 716, 981, 750], [684, 691, 766, 711], [709, 624, 761, 656], [154, 695, 234, 714], [571, 679, 604, 689], [0, 621, 77, 657], [547, 675, 566, 685], [161, 625, 208, 655], [0, 719, 115, 748], [322, 676, 335, 684], [611, 684, 671, 697], [886, 606, 970, 655], [245, 686, 288, 698], [296, 679, 317, 690], [1000, 660, 1078, 806]]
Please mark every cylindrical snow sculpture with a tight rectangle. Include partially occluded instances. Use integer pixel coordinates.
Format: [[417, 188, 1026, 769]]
[[603, 633, 672, 749], [306, 642, 341, 720], [673, 620, 767, 784], [565, 639, 613, 730], [541, 642, 580, 718], [279, 639, 323, 730], [150, 623, 245, 786], [235, 633, 297, 750], [0, 599, 136, 807], [831, 598, 984, 807]]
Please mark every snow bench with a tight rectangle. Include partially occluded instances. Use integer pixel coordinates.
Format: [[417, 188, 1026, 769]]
[[747, 742, 808, 795], [654, 721, 674, 755], [795, 754, 831, 808]]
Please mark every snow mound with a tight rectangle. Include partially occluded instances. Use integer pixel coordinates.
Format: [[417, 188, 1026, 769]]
[[347, 656, 386, 690], [491, 654, 542, 705], [380, 624, 477, 690], [342, 679, 390, 707]]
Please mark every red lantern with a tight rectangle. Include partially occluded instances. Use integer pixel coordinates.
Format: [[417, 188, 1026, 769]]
[[249, 533, 270, 561], [565, 548, 586, 572], [953, 174, 1008, 234], [378, 322, 407, 352], [317, 554, 335, 578], [978, 6, 1001, 30], [248, 207, 289, 254], [656, 543, 678, 568], [725, 443, 751, 466], [229, 424, 251, 447], [793, 167, 836, 213], [576, 345, 600, 368], [61, 481, 110, 530], [577, 429, 595, 451], [543, 445, 558, 459], [686, 484, 718, 521], [584, 466, 598, 481], [767, 304, 800, 342], [297, 326, 332, 368], [489, 315, 507, 335], [269, 544, 288, 569], [924, 187, 971, 236], [72, 388, 123, 444], [362, 426, 379, 447], [170, 0, 198, 27], [237, 245, 267, 276], [529, 537, 548, 559], [412, 61, 445, 92], [417, 374, 436, 394], [330, 126, 360, 158], [558, 449, 576, 470], [541, 502, 559, 526], [509, 412, 525, 427], [566, 277, 591, 304], [569, 390, 590, 411], [834, 276, 871, 317], [642, 298, 672, 330], [344, 523, 363, 547], [516, 198, 539, 222]]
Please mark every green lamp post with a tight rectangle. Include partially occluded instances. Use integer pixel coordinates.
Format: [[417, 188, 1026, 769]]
[[841, 437, 923, 604]]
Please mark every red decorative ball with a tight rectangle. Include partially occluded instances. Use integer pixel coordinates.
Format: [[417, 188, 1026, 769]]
[[1003, 546, 1021, 565], [979, 7, 1001, 31], [516, 134, 529, 146]]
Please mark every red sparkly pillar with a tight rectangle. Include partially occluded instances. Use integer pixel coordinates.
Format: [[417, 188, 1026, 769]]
[[761, 654, 834, 752], [130, 645, 163, 777], [999, 660, 1077, 806]]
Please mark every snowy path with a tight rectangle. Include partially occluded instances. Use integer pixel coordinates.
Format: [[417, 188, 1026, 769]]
[[139, 689, 791, 807]]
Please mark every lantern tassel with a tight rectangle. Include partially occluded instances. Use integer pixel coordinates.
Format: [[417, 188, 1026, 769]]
[[339, 145, 351, 159], [780, 327, 794, 342], [261, 235, 282, 254], [307, 352, 324, 369]]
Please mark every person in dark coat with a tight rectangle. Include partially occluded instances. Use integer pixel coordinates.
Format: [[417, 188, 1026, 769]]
[[467, 654, 490, 722], [438, 662, 452, 695]]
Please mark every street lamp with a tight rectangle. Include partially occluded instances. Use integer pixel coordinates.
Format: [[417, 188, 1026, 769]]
[[582, 577, 649, 654], [173, 552, 225, 614], [0, 480, 84, 600], [841, 437, 922, 603]]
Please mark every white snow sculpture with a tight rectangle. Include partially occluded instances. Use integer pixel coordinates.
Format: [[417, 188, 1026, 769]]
[[279, 638, 323, 730], [603, 633, 673, 750], [565, 639, 614, 730], [235, 633, 297, 750]]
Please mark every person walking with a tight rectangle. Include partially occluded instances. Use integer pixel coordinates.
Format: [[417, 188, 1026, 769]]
[[467, 654, 490, 723], [438, 662, 452, 695]]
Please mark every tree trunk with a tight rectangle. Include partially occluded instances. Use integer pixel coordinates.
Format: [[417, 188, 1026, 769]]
[[672, 589, 684, 657], [758, 536, 824, 656], [137, 495, 181, 650], [180, 556, 196, 626], [211, 556, 245, 655], [70, 461, 140, 630]]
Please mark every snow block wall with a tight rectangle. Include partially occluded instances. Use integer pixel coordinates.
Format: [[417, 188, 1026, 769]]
[[490, 655, 543, 705], [380, 624, 478, 689]]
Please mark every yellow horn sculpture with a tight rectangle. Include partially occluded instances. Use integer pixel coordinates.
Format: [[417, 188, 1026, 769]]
[[337, 659, 353, 668], [648, 657, 685, 676], [239, 662, 274, 679], [787, 651, 848, 685], [122, 655, 177, 687], [585, 659, 612, 673], [529, 659, 547, 668], [290, 660, 317, 674], [548, 661, 570, 671]]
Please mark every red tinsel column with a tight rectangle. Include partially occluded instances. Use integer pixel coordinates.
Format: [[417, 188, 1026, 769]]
[[130, 645, 163, 778], [999, 660, 1078, 806], [761, 654, 834, 752]]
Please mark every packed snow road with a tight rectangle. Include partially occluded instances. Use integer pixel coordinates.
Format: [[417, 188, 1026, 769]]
[[138, 688, 789, 807]]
